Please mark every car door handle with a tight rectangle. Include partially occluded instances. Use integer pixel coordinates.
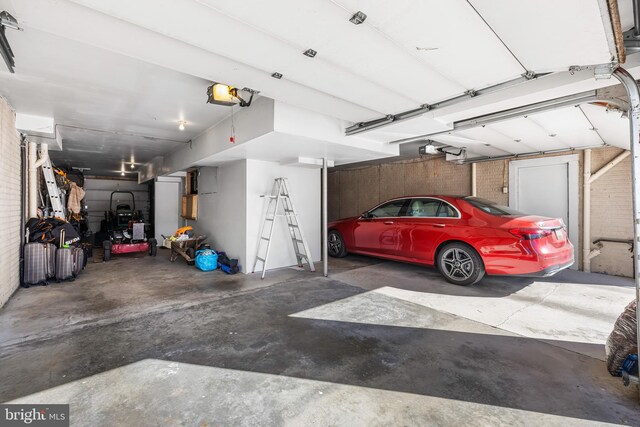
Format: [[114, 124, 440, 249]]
[[432, 223, 446, 228], [383, 221, 395, 225]]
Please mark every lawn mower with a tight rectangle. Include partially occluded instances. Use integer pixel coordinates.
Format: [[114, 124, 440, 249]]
[[102, 190, 157, 261]]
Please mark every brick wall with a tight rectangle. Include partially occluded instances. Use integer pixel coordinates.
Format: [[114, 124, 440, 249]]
[[328, 147, 632, 277], [329, 156, 471, 220], [476, 160, 509, 205], [589, 147, 633, 277], [0, 97, 21, 307]]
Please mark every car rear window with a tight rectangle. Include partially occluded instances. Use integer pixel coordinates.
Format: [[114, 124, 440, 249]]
[[464, 197, 524, 216]]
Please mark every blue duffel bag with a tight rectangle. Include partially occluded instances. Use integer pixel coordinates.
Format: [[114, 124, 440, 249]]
[[195, 249, 218, 272]]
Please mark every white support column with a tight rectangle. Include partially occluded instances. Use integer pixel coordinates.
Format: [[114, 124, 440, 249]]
[[322, 157, 328, 277], [471, 162, 477, 197], [612, 67, 640, 395], [583, 149, 592, 273]]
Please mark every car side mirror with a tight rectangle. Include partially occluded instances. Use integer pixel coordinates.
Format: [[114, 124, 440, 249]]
[[361, 212, 372, 219]]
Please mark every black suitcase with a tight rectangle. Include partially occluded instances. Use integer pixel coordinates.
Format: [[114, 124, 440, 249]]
[[23, 242, 56, 287]]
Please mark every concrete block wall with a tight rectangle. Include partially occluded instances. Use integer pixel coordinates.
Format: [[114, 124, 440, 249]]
[[589, 147, 633, 277], [476, 160, 509, 206], [329, 147, 632, 278], [0, 97, 21, 307], [329, 157, 471, 220]]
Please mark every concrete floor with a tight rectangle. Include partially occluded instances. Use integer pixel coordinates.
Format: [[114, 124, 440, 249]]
[[0, 248, 638, 426]]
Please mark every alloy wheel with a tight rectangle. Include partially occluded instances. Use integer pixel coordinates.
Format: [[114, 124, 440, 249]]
[[328, 232, 342, 256], [440, 247, 474, 280]]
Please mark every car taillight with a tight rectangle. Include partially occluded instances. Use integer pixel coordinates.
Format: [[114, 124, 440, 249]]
[[509, 228, 552, 240]]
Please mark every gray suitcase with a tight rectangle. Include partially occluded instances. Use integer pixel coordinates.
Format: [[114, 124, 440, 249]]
[[73, 247, 84, 276], [56, 246, 84, 281], [23, 242, 56, 287], [55, 248, 75, 281]]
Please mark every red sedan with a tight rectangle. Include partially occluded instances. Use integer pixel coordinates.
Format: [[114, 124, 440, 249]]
[[328, 196, 574, 285]]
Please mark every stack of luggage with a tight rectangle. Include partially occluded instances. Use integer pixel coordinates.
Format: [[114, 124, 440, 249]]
[[23, 218, 86, 287]]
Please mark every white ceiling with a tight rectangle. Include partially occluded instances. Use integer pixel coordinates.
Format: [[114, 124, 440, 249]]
[[196, 132, 398, 168], [0, 0, 629, 175], [0, 25, 232, 176], [428, 103, 629, 160], [63, 0, 618, 117]]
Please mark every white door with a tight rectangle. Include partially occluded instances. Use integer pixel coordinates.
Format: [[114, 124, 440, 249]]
[[509, 155, 578, 267], [154, 180, 181, 243]]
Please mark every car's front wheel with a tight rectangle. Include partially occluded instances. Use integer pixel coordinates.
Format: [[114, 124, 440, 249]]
[[437, 242, 485, 286], [328, 230, 347, 258]]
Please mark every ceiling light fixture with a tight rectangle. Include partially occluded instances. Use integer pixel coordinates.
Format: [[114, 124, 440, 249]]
[[206, 83, 254, 107], [303, 49, 317, 58], [178, 120, 186, 131], [349, 11, 367, 25], [130, 163, 135, 169], [271, 72, 283, 79], [121, 172, 125, 176]]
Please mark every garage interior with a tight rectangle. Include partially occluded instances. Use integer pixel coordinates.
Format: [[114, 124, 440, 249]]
[[1, 0, 640, 425]]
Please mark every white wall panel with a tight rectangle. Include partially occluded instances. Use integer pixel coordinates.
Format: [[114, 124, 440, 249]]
[[245, 160, 321, 273], [0, 97, 21, 307], [190, 163, 247, 271]]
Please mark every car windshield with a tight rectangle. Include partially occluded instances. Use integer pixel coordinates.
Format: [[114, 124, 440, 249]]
[[464, 197, 524, 216]]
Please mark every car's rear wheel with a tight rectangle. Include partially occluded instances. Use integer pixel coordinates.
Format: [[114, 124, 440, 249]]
[[328, 230, 347, 258], [437, 242, 485, 286]]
